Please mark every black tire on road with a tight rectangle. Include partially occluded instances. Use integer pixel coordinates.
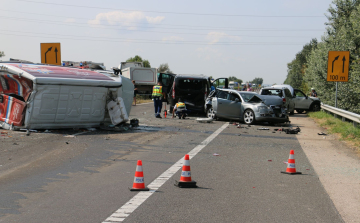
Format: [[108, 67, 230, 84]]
[[243, 109, 255, 124], [311, 103, 321, 112]]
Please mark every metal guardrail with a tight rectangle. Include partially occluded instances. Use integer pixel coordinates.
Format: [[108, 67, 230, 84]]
[[321, 103, 360, 127]]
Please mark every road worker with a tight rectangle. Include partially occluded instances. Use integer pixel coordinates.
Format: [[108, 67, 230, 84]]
[[172, 98, 187, 119], [152, 81, 165, 118]]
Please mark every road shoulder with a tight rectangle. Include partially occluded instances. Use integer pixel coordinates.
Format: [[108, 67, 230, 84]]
[[291, 114, 360, 223]]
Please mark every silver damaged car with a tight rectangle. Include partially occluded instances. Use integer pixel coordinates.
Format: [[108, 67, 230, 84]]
[[205, 89, 289, 124]]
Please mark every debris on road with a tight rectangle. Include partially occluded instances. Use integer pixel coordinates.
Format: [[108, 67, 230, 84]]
[[196, 118, 214, 123], [274, 126, 301, 134], [318, 132, 327, 135], [258, 128, 269, 130], [213, 153, 220, 156], [130, 119, 139, 127], [64, 135, 76, 138]]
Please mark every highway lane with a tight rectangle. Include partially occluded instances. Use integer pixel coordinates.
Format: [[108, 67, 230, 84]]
[[0, 103, 343, 222]]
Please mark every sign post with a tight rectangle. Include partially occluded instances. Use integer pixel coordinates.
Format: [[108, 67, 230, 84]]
[[41, 43, 61, 66], [327, 51, 349, 107]]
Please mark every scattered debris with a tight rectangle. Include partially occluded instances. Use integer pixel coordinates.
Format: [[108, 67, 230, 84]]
[[130, 119, 139, 127], [64, 135, 76, 138], [44, 130, 51, 133], [318, 132, 327, 135], [237, 125, 244, 128], [258, 128, 269, 130], [196, 118, 214, 123], [274, 126, 301, 134], [213, 153, 220, 156], [65, 142, 69, 144], [268, 160, 272, 162]]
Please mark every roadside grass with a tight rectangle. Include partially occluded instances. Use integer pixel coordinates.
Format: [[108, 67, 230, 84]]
[[134, 95, 152, 104], [308, 111, 360, 152]]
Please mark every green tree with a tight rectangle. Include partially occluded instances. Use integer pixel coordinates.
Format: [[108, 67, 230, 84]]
[[304, 0, 360, 113], [284, 39, 317, 91], [251, 77, 263, 85], [0, 51, 5, 58], [228, 76, 243, 85], [158, 63, 173, 73], [126, 55, 151, 68]]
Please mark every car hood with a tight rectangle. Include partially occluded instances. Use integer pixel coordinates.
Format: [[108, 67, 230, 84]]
[[309, 97, 320, 101], [248, 95, 264, 103]]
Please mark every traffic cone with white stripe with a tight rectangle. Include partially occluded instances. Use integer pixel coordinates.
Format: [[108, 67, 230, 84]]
[[281, 150, 302, 175], [129, 160, 149, 191], [175, 154, 197, 188]]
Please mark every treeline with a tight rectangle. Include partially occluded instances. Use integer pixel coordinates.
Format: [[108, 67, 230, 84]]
[[284, 0, 360, 114]]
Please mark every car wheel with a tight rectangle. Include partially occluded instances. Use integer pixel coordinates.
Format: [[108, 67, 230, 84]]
[[296, 109, 304, 114], [243, 109, 255, 124], [206, 107, 216, 119], [311, 103, 321, 112]]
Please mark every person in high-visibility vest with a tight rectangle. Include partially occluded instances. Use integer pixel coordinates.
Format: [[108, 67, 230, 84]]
[[152, 81, 165, 118], [172, 98, 187, 119]]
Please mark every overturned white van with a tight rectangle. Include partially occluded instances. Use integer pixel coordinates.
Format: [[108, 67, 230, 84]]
[[0, 63, 133, 130]]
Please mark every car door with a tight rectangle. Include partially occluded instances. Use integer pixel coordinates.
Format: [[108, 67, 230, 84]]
[[227, 92, 243, 119], [211, 78, 229, 89], [294, 89, 312, 109], [215, 90, 231, 118]]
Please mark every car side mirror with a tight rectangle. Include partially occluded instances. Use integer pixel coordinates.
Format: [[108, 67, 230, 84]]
[[235, 98, 240, 102]]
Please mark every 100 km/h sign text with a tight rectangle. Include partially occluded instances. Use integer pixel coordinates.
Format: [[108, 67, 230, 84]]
[[327, 51, 349, 82]]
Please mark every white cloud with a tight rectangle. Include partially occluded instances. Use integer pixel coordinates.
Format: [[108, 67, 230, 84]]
[[206, 32, 242, 44], [88, 11, 164, 30], [65, 18, 76, 23], [196, 47, 223, 61], [162, 36, 184, 42], [146, 16, 165, 24]]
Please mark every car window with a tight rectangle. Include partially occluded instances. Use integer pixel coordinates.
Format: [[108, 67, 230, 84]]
[[176, 78, 207, 90], [285, 89, 292, 97], [295, 90, 306, 97], [228, 93, 241, 102], [217, 90, 228, 99], [212, 79, 226, 89], [240, 93, 256, 102], [261, 89, 283, 97]]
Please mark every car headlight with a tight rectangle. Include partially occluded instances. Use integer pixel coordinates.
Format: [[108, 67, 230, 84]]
[[257, 106, 268, 112]]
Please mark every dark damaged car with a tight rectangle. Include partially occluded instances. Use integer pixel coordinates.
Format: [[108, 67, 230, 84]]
[[205, 89, 289, 124]]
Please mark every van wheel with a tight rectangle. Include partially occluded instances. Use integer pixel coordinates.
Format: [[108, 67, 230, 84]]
[[206, 107, 216, 120], [243, 109, 255, 124]]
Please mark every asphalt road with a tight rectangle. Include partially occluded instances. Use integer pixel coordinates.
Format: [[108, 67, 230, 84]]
[[0, 103, 343, 222]]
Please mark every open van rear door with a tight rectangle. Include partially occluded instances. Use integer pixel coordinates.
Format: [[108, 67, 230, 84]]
[[211, 78, 228, 89]]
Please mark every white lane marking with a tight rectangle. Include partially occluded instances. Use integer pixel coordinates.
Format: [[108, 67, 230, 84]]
[[102, 123, 229, 223]]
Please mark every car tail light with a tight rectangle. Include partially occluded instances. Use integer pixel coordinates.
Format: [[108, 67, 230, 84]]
[[282, 98, 286, 103], [172, 81, 175, 99]]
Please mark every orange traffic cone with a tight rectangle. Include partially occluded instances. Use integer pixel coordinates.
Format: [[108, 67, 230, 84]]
[[164, 110, 167, 118], [175, 154, 197, 188], [129, 160, 149, 191], [281, 150, 302, 175]]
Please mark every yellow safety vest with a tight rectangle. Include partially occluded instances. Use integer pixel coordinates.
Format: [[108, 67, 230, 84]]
[[152, 85, 163, 98], [176, 102, 185, 108]]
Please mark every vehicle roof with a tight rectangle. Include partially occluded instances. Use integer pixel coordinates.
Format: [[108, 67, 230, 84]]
[[0, 63, 121, 87], [175, 74, 208, 79], [219, 89, 258, 94]]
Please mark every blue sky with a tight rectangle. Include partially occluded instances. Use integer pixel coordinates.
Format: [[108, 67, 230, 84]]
[[1, 0, 333, 84]]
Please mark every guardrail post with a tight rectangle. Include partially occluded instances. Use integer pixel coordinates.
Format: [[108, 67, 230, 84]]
[[342, 117, 345, 122]]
